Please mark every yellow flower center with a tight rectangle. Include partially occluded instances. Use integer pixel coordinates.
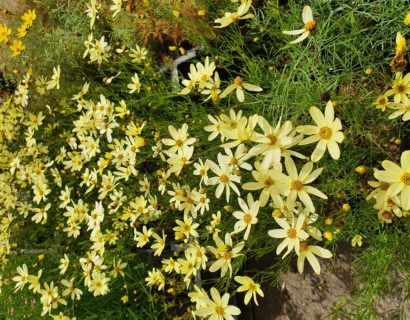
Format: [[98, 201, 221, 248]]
[[378, 98, 387, 105], [287, 227, 297, 239], [234, 76, 244, 87], [243, 213, 253, 224], [300, 241, 308, 252], [230, 121, 238, 129], [219, 174, 229, 184], [304, 20, 316, 32], [199, 169, 206, 176], [319, 126, 333, 140], [401, 172, 410, 185], [291, 180, 303, 191], [215, 305, 225, 315]]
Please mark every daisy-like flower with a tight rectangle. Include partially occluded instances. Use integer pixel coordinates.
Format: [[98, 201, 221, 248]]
[[268, 214, 309, 257], [193, 159, 209, 185], [21, 9, 36, 27], [180, 63, 199, 95], [58, 254, 70, 275], [197, 56, 216, 90], [12, 264, 29, 292], [195, 287, 241, 320], [214, 0, 254, 28], [385, 72, 410, 103], [110, 0, 122, 18], [220, 76, 262, 102], [389, 95, 410, 121], [374, 150, 410, 210], [232, 194, 259, 240], [151, 231, 167, 256], [208, 233, 244, 277], [222, 144, 252, 171], [282, 157, 327, 213], [0, 23, 11, 44], [129, 45, 148, 64], [127, 73, 141, 94], [283, 5, 316, 44], [10, 40, 26, 57], [248, 117, 294, 166], [234, 276, 264, 306], [204, 114, 225, 141], [242, 161, 288, 207], [297, 101, 344, 162], [89, 271, 110, 296], [207, 153, 241, 202], [201, 71, 221, 103], [162, 123, 196, 154], [373, 94, 393, 111], [134, 225, 153, 248], [173, 213, 199, 241], [297, 242, 332, 275], [85, 0, 101, 29], [47, 65, 61, 90]]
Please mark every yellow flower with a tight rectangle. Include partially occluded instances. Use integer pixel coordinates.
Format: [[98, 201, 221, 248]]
[[268, 214, 309, 257], [214, 0, 254, 28], [127, 73, 141, 94], [297, 101, 344, 162], [195, 287, 241, 319], [220, 76, 262, 102], [282, 157, 327, 213], [389, 94, 410, 121], [232, 193, 259, 240], [234, 276, 264, 305], [17, 24, 28, 38], [47, 65, 61, 90], [297, 242, 332, 275], [355, 165, 367, 174], [395, 32, 406, 55], [373, 94, 392, 111], [21, 9, 36, 27], [283, 5, 316, 44], [351, 234, 363, 247], [0, 23, 12, 43], [404, 11, 410, 25], [374, 150, 410, 210], [385, 72, 410, 103], [10, 40, 26, 57], [323, 231, 333, 241], [342, 203, 351, 212], [12, 264, 29, 292]]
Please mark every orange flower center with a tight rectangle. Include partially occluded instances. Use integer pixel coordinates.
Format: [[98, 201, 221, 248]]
[[300, 241, 308, 251], [219, 174, 229, 184], [401, 172, 410, 185], [234, 76, 244, 86], [267, 133, 277, 145], [379, 181, 390, 190], [304, 20, 316, 32], [287, 227, 297, 239], [243, 213, 253, 224], [264, 177, 275, 188], [215, 305, 225, 315], [319, 126, 333, 140], [291, 180, 303, 191]]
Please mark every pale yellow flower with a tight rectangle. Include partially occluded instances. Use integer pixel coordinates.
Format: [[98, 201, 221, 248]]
[[282, 157, 327, 213], [195, 287, 241, 320], [234, 276, 264, 305], [220, 76, 262, 102], [374, 150, 410, 210], [283, 5, 316, 44], [268, 214, 309, 257], [297, 101, 344, 162], [389, 95, 410, 121], [127, 73, 141, 94], [385, 72, 410, 103], [297, 242, 332, 275], [232, 193, 259, 240], [351, 234, 363, 247], [214, 0, 254, 28]]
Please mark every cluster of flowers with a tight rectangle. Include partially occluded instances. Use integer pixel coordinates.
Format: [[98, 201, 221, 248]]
[[0, 9, 36, 57], [367, 18, 410, 224]]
